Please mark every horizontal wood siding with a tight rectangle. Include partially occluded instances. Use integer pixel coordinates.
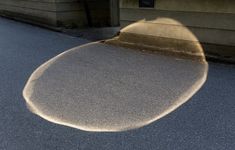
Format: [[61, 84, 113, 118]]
[[0, 0, 111, 27], [0, 0, 57, 25], [55, 1, 87, 27]]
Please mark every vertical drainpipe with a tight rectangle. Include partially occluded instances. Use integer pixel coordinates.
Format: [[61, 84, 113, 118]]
[[82, 0, 92, 27]]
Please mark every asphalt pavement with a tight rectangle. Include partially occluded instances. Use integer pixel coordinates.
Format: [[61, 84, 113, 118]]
[[0, 17, 234, 150]]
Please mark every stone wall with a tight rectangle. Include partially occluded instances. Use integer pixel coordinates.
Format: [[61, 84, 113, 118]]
[[120, 0, 235, 60], [0, 0, 112, 28]]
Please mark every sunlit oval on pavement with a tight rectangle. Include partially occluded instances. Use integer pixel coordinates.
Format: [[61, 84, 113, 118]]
[[23, 18, 208, 132]]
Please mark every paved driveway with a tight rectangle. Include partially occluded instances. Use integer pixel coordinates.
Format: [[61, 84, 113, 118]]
[[0, 17, 234, 150]]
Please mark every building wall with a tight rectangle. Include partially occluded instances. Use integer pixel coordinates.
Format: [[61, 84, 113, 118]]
[[120, 0, 235, 59], [54, 0, 87, 27], [0, 0, 58, 26], [0, 0, 112, 27]]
